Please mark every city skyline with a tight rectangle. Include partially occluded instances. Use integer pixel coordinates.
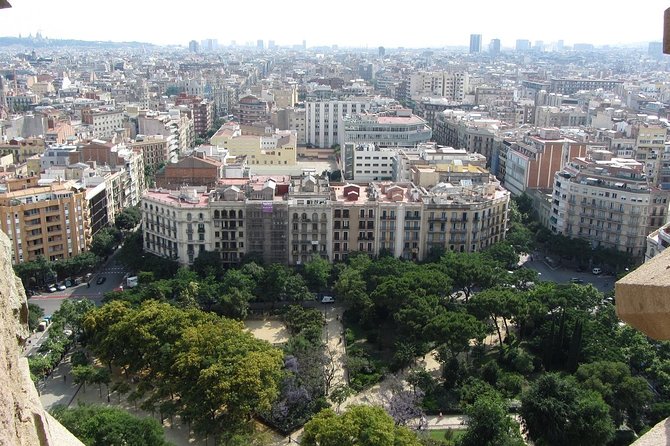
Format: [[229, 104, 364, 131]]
[[1, 0, 667, 49]]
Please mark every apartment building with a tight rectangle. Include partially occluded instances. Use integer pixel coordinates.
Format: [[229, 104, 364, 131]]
[[550, 152, 670, 258], [141, 173, 509, 266], [76, 140, 146, 208], [549, 78, 624, 95], [130, 135, 169, 172], [81, 108, 124, 139], [138, 110, 194, 159], [174, 94, 214, 137], [407, 71, 469, 103], [634, 124, 667, 185], [343, 143, 396, 181], [288, 175, 331, 265], [535, 106, 588, 128], [433, 111, 500, 161], [344, 109, 432, 148], [210, 122, 297, 166], [236, 94, 270, 126], [0, 179, 90, 264], [504, 128, 588, 196], [0, 137, 46, 163], [273, 107, 306, 145], [645, 221, 670, 261], [305, 99, 371, 148]]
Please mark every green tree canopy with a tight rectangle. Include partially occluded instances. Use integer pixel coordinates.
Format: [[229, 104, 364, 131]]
[[520, 373, 614, 446], [575, 360, 652, 430], [302, 406, 422, 446], [51, 404, 169, 446], [114, 206, 142, 231], [84, 300, 284, 437], [459, 392, 524, 446]]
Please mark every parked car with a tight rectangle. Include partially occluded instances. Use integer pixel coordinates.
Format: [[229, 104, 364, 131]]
[[48, 285, 57, 293], [592, 267, 603, 275], [96, 276, 107, 285], [57, 284, 66, 291], [570, 278, 585, 284], [320, 295, 335, 304]]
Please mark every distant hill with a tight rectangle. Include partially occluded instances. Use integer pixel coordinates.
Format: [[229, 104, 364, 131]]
[[0, 36, 157, 49]]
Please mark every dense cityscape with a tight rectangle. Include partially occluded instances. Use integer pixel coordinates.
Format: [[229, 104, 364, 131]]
[[2, 6, 670, 445]]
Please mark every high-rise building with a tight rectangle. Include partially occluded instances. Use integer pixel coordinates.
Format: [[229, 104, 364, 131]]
[[0, 179, 91, 264], [489, 39, 501, 55], [257, 39, 264, 50], [268, 40, 276, 50], [378, 46, 386, 58], [469, 34, 482, 54], [188, 40, 199, 53], [515, 39, 531, 51]]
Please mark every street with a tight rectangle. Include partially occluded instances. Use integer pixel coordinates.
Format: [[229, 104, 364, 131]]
[[28, 256, 129, 316], [521, 253, 615, 294]]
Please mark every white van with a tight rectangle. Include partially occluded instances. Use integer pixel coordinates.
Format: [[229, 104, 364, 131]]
[[321, 295, 335, 304]]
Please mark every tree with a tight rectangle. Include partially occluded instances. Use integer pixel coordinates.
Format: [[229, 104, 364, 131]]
[[72, 364, 96, 393], [382, 376, 425, 427], [171, 314, 284, 437], [56, 298, 95, 338], [14, 255, 55, 288], [425, 311, 485, 362], [28, 303, 45, 331], [51, 404, 170, 446], [304, 256, 332, 291], [115, 206, 142, 231], [459, 392, 524, 446], [302, 406, 422, 446], [482, 242, 518, 268], [91, 367, 112, 400], [575, 361, 652, 430], [90, 227, 121, 257], [329, 384, 354, 413], [520, 373, 615, 446], [111, 380, 131, 403]]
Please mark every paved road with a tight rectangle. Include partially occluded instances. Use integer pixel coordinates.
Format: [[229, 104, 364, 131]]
[[29, 255, 130, 317], [521, 253, 615, 294]]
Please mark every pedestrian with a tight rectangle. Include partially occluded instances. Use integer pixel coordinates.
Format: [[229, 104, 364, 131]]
[[288, 435, 292, 444], [439, 411, 443, 419], [63, 374, 66, 383]]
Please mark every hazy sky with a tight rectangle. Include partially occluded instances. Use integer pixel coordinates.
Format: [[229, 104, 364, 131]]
[[1, 0, 667, 48]]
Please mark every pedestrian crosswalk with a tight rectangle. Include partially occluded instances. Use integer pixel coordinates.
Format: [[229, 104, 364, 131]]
[[99, 266, 126, 274]]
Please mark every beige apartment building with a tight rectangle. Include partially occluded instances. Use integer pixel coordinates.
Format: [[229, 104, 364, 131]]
[[551, 152, 670, 259], [0, 179, 90, 264], [210, 122, 297, 166], [0, 137, 47, 163], [141, 172, 509, 266], [634, 123, 667, 185], [130, 135, 169, 172]]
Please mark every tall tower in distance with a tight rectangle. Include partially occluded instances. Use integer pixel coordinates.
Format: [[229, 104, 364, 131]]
[[469, 34, 482, 53], [0, 75, 7, 119], [188, 40, 199, 53], [489, 38, 501, 55], [378, 46, 385, 58]]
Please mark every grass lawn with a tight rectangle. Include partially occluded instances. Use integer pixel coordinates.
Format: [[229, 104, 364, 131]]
[[427, 429, 466, 443]]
